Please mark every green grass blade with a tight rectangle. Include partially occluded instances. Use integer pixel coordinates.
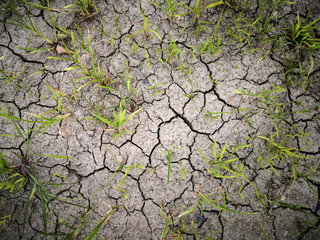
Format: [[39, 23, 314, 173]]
[[84, 210, 116, 240], [24, 182, 37, 224], [90, 112, 117, 128], [178, 199, 201, 219], [205, 1, 224, 9]]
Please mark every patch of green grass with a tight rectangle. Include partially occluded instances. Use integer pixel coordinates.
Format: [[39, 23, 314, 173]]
[[261, 195, 320, 239], [257, 132, 310, 183], [234, 85, 290, 132], [0, 214, 11, 233], [157, 34, 186, 64], [188, 31, 224, 58], [282, 12, 320, 52], [0, 56, 25, 89], [48, 29, 115, 91], [2, 0, 74, 54], [267, 11, 320, 87], [0, 151, 28, 193], [135, 1, 162, 41], [90, 100, 142, 139], [147, 0, 187, 23], [65, 0, 98, 18], [44, 83, 77, 114], [225, 0, 293, 46], [2, 1, 50, 44], [0, 120, 84, 239], [186, 0, 224, 36], [160, 185, 255, 239], [298, 161, 320, 202], [199, 140, 261, 203], [100, 147, 146, 210], [0, 111, 71, 137]]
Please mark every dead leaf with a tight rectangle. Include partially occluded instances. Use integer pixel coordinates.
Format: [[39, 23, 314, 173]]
[[56, 45, 73, 55]]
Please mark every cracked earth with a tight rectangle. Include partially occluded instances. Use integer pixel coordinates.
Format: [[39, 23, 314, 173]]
[[1, 0, 320, 239]]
